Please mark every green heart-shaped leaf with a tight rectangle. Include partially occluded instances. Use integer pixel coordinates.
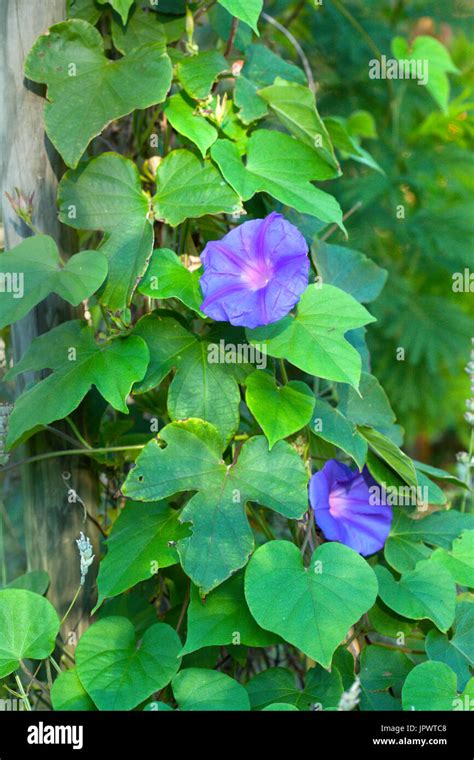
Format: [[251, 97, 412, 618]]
[[375, 560, 456, 632], [244, 540, 378, 668], [76, 617, 181, 710], [245, 371, 315, 449], [402, 661, 458, 711], [0, 589, 60, 677], [172, 668, 250, 711]]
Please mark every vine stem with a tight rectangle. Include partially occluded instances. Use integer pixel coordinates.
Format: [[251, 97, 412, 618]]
[[247, 504, 275, 541], [261, 12, 315, 93], [20, 661, 50, 701], [0, 444, 146, 474], [65, 416, 92, 449], [279, 358, 289, 385], [367, 639, 425, 655], [300, 510, 315, 556], [60, 584, 82, 627], [176, 583, 190, 633], [14, 674, 31, 711], [319, 201, 362, 242], [224, 17, 239, 57]]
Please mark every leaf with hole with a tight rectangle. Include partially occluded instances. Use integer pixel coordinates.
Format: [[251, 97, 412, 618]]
[[122, 419, 308, 593]]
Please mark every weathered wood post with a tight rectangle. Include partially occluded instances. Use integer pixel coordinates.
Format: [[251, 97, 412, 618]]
[[0, 0, 99, 641]]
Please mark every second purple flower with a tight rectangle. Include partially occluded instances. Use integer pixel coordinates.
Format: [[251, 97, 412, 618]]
[[199, 212, 310, 329]]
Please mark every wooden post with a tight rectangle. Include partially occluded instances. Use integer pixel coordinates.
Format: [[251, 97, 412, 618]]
[[0, 0, 99, 642]]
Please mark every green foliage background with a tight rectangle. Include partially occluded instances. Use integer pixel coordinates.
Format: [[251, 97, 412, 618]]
[[0, 0, 473, 714]]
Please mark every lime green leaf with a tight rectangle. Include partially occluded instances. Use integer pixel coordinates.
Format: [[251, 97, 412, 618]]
[[258, 78, 338, 169], [97, 0, 133, 24], [357, 426, 417, 489], [426, 601, 474, 690], [177, 50, 228, 100], [58, 152, 153, 311], [245, 540, 378, 668], [123, 420, 308, 592], [313, 242, 388, 303], [0, 589, 60, 677], [402, 661, 458, 711], [375, 561, 456, 632], [164, 92, 218, 158], [246, 666, 343, 710], [247, 284, 375, 388], [76, 617, 181, 710], [430, 530, 474, 586], [133, 313, 240, 442], [235, 44, 306, 124], [5, 320, 149, 449], [181, 572, 278, 655], [217, 0, 262, 34], [0, 236, 107, 329], [245, 371, 315, 449], [95, 501, 189, 609], [391, 35, 459, 112], [138, 248, 204, 315], [153, 149, 241, 226], [172, 668, 250, 710], [4, 571, 49, 595], [212, 131, 343, 225], [111, 5, 166, 54], [263, 703, 299, 711], [310, 399, 368, 470], [51, 668, 95, 711], [25, 20, 172, 167]]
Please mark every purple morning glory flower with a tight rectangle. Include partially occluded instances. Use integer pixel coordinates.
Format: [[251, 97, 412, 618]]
[[309, 460, 393, 556], [199, 212, 309, 329]]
